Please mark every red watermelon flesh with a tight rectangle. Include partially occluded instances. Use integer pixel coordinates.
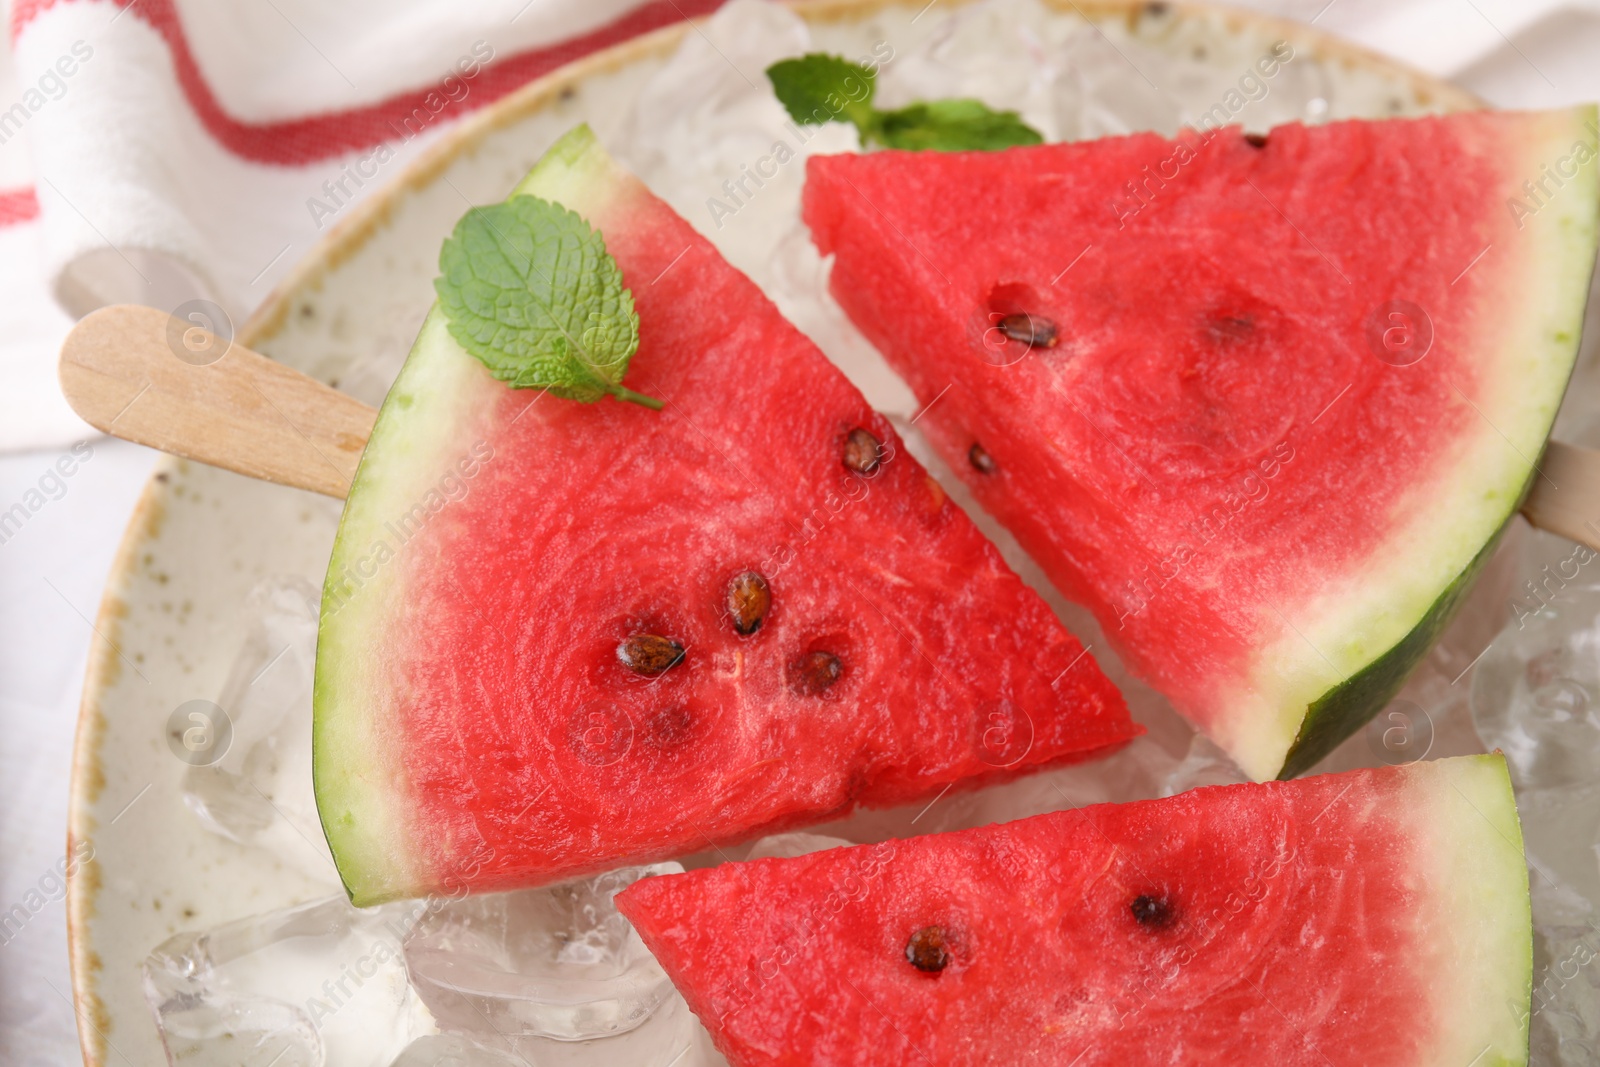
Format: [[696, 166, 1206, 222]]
[[617, 754, 1531, 1067], [313, 126, 1137, 906], [802, 108, 1599, 780]]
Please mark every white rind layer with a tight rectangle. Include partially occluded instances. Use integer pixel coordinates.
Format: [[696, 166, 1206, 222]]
[[314, 308, 492, 904], [1407, 755, 1532, 1067]]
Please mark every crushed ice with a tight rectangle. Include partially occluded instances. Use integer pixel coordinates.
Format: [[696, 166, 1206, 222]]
[[147, 1, 1600, 1063], [180, 575, 332, 881], [1473, 567, 1600, 1065]]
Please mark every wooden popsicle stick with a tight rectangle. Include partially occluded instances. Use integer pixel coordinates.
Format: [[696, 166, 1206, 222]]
[[57, 304, 1600, 554], [1522, 440, 1600, 553], [59, 304, 376, 499]]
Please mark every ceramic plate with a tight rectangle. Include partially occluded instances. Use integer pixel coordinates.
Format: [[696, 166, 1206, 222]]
[[64, 2, 1480, 1062]]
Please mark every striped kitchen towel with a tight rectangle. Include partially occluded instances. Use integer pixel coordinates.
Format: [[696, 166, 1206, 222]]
[[0, 0, 722, 451]]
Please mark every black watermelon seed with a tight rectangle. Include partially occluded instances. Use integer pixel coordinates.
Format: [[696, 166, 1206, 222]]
[[726, 571, 772, 636], [792, 650, 843, 694], [1208, 314, 1255, 341], [968, 443, 997, 474], [1243, 132, 1268, 148], [1130, 894, 1173, 928], [998, 313, 1059, 349], [843, 428, 883, 475], [617, 633, 685, 676], [905, 926, 950, 972]]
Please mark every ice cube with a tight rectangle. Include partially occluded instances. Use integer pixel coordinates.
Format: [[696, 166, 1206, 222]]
[[616, 0, 812, 212], [1160, 734, 1249, 797], [1472, 583, 1600, 790], [1471, 581, 1600, 908], [454, 997, 715, 1067], [387, 1034, 523, 1067], [404, 864, 682, 1044], [1517, 783, 1600, 924], [1052, 21, 1188, 140], [181, 575, 334, 881], [1529, 920, 1600, 1067], [142, 895, 434, 1067], [1470, 573, 1600, 1060], [744, 832, 854, 860]]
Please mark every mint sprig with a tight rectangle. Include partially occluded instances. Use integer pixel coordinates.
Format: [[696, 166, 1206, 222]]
[[766, 53, 1042, 152], [434, 196, 662, 410]]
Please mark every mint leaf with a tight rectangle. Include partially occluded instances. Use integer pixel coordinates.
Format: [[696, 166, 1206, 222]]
[[873, 99, 1044, 151], [765, 53, 1043, 153], [767, 53, 877, 132], [434, 195, 662, 410]]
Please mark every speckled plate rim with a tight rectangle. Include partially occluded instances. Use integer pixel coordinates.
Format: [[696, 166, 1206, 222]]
[[64, 1, 1483, 1062]]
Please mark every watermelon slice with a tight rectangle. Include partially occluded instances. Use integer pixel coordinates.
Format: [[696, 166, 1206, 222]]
[[313, 126, 1138, 906], [802, 108, 1600, 780], [617, 754, 1531, 1067]]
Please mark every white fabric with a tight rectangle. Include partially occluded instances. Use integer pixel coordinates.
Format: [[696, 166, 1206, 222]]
[[0, 219, 80, 447], [2, 2, 1600, 1064]]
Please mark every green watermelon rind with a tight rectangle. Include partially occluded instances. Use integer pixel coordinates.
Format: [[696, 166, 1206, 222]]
[[1277, 480, 1521, 780], [314, 126, 617, 905]]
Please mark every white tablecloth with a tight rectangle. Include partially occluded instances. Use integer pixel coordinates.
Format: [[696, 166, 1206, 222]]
[[3, 1, 1599, 1063]]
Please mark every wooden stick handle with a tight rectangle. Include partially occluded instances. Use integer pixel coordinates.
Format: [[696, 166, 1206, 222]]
[[59, 304, 376, 499], [1522, 440, 1600, 553]]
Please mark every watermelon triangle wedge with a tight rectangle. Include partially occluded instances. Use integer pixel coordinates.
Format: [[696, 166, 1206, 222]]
[[802, 107, 1600, 780], [616, 753, 1531, 1067], [313, 126, 1138, 906]]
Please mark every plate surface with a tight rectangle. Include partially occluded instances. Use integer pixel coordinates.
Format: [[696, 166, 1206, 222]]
[[64, 1, 1480, 1062]]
